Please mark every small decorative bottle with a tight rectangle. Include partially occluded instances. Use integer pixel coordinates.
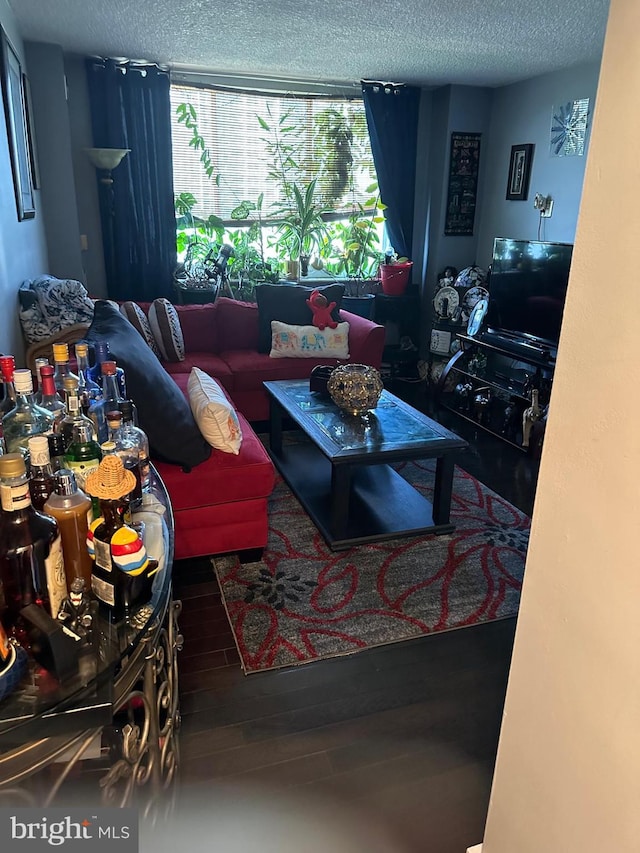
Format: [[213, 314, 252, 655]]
[[44, 469, 93, 590], [85, 456, 155, 622], [27, 435, 57, 511], [119, 400, 150, 494], [2, 369, 55, 457], [522, 389, 541, 449], [52, 343, 79, 400]]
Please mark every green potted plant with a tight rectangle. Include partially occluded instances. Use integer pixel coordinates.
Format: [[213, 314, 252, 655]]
[[227, 193, 281, 299], [272, 179, 329, 277]]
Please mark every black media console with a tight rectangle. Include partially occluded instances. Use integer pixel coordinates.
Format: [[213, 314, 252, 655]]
[[436, 331, 555, 453]]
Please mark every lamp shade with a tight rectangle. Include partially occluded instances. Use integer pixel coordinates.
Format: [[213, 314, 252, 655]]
[[84, 147, 130, 171]]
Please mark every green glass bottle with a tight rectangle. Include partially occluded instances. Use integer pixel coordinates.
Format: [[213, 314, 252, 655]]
[[64, 421, 102, 493]]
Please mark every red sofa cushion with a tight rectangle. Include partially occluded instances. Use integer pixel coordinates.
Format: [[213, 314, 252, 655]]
[[222, 349, 349, 392], [174, 303, 218, 353], [163, 353, 234, 389], [153, 409, 274, 512], [213, 297, 260, 352]]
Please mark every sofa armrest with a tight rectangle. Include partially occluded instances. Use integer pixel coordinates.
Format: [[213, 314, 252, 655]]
[[341, 310, 386, 369], [25, 324, 90, 373]]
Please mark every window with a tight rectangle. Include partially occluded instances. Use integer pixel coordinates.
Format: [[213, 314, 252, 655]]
[[170, 84, 377, 219], [170, 83, 383, 280]]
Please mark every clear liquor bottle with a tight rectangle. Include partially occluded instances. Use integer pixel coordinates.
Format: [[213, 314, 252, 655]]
[[33, 357, 50, 404], [0, 453, 68, 636], [27, 435, 57, 511], [2, 369, 55, 457], [88, 342, 127, 398], [92, 361, 136, 443], [118, 400, 150, 494], [0, 355, 17, 422], [59, 376, 96, 450], [52, 343, 79, 400], [74, 343, 102, 416], [37, 365, 66, 430]]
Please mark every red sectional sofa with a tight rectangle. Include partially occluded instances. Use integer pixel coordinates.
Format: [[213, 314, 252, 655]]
[[144, 297, 386, 561], [160, 297, 386, 422]]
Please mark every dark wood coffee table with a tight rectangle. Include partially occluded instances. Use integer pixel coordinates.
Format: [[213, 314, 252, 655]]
[[265, 379, 468, 550]]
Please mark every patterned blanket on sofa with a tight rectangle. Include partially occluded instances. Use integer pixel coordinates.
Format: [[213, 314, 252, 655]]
[[19, 276, 95, 343]]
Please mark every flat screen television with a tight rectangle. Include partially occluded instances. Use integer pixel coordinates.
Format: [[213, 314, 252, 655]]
[[486, 238, 573, 347]]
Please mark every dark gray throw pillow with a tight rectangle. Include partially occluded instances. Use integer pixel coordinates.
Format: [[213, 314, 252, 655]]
[[255, 282, 345, 353], [86, 301, 211, 470]]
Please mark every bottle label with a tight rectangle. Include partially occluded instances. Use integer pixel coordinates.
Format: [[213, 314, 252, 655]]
[[67, 458, 100, 490], [0, 483, 32, 512], [94, 538, 112, 572], [44, 535, 67, 618], [91, 573, 115, 606]]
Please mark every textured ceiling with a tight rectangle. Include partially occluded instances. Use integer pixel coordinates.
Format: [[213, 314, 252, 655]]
[[10, 0, 609, 88]]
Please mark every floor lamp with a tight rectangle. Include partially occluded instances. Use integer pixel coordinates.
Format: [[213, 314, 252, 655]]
[[84, 147, 130, 294]]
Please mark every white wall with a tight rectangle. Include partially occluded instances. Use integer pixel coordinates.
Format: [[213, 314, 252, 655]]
[[476, 61, 601, 267], [0, 0, 48, 364], [480, 0, 640, 850]]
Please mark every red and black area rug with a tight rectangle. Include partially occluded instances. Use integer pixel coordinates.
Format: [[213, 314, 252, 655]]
[[213, 461, 530, 674]]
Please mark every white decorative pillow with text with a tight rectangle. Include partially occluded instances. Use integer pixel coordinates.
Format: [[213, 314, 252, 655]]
[[270, 320, 350, 359], [187, 367, 242, 455]]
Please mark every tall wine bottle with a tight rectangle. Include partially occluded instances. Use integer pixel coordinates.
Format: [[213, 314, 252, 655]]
[[0, 454, 68, 636]]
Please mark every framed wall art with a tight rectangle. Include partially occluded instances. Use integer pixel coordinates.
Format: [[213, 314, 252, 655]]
[[1, 27, 35, 220], [444, 132, 481, 236], [506, 143, 534, 201]]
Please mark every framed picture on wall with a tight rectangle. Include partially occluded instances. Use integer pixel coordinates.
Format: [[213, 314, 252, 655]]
[[1, 27, 35, 220], [506, 143, 534, 201]]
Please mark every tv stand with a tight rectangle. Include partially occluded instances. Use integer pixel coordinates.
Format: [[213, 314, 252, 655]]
[[436, 332, 555, 453]]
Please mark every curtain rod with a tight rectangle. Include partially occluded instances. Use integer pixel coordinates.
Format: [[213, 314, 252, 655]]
[[170, 68, 361, 97]]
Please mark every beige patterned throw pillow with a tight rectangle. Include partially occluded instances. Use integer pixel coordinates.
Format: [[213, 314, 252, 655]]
[[187, 368, 242, 455], [148, 298, 185, 362], [120, 301, 161, 357]]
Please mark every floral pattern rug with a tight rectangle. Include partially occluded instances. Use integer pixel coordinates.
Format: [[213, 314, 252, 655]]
[[214, 460, 530, 673]]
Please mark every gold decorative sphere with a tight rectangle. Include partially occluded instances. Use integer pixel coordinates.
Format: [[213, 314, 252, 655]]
[[327, 364, 384, 416]]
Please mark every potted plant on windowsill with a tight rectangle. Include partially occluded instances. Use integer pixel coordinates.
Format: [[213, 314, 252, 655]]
[[272, 179, 329, 278]]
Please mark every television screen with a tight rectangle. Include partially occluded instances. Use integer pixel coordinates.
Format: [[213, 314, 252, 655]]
[[486, 238, 573, 346]]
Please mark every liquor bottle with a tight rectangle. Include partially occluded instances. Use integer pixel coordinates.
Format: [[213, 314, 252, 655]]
[[0, 423, 6, 456], [0, 355, 17, 422], [85, 456, 154, 621], [0, 453, 68, 635], [64, 421, 102, 491], [118, 400, 150, 494], [93, 361, 135, 443], [59, 377, 96, 450], [52, 343, 79, 400], [48, 433, 67, 473], [2, 369, 55, 457], [43, 469, 93, 590], [27, 435, 57, 511], [74, 343, 102, 416], [36, 365, 66, 430], [106, 409, 123, 443], [33, 357, 50, 403], [100, 440, 117, 457], [88, 342, 127, 398]]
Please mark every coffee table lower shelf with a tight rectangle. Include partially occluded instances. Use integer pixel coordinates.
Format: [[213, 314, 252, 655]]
[[270, 441, 455, 551]]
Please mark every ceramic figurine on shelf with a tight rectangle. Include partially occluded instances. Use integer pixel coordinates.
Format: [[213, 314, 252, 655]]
[[473, 387, 492, 425], [437, 266, 458, 289], [57, 576, 98, 644], [501, 398, 522, 442], [522, 389, 542, 448]]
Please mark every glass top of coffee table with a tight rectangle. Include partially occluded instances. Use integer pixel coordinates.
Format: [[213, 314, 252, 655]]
[[265, 379, 466, 458]]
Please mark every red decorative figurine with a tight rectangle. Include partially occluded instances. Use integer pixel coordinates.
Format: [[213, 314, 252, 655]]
[[306, 289, 338, 330]]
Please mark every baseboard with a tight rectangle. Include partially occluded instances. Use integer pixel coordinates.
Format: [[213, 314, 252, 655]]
[[467, 845, 483, 853]]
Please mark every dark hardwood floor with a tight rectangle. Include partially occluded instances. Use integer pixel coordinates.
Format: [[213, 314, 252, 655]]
[[173, 384, 539, 853]]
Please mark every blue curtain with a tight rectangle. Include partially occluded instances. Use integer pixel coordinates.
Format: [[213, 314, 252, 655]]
[[361, 81, 420, 261], [86, 59, 176, 301]]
